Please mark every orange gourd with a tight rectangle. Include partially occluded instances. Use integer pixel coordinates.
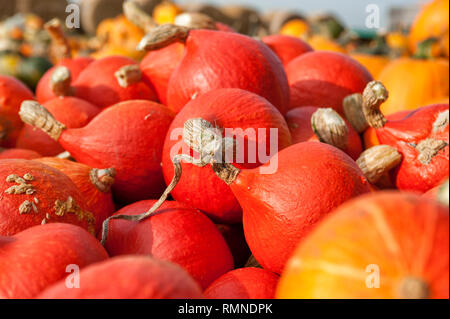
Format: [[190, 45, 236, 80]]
[[276, 192, 449, 299]]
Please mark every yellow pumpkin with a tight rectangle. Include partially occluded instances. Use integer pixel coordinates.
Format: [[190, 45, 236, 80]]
[[153, 1, 183, 25], [377, 57, 449, 114], [307, 35, 346, 53], [351, 53, 390, 78], [409, 0, 449, 54], [386, 32, 410, 56], [279, 19, 310, 40]]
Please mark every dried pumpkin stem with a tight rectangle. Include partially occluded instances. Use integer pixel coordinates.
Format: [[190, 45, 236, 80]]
[[19, 101, 66, 141], [311, 108, 348, 151], [123, 0, 157, 33], [362, 81, 389, 129], [100, 153, 205, 246], [343, 93, 368, 133], [114, 64, 142, 88], [90, 168, 116, 193], [50, 66, 73, 97], [137, 24, 190, 51], [356, 145, 402, 184], [174, 12, 218, 30], [44, 18, 71, 61]]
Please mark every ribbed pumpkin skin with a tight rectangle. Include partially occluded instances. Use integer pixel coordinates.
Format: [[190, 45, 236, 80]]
[[73, 56, 157, 109], [276, 192, 449, 299], [409, 0, 449, 54], [103, 200, 234, 289], [0, 148, 41, 160], [0, 159, 95, 236], [35, 56, 94, 104], [16, 96, 100, 156], [34, 157, 115, 234], [0, 223, 108, 299], [0, 75, 35, 148], [162, 88, 292, 223], [205, 268, 279, 299], [166, 30, 290, 115], [285, 106, 363, 160], [231, 142, 371, 274], [375, 104, 449, 193], [261, 35, 313, 66], [286, 51, 373, 113], [377, 58, 449, 115], [37, 256, 203, 299], [57, 100, 174, 203], [140, 43, 185, 105]]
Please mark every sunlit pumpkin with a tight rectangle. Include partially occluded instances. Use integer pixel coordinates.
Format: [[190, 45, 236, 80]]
[[277, 192, 449, 299], [351, 53, 390, 78], [153, 1, 183, 25], [307, 35, 346, 53], [279, 19, 310, 40]]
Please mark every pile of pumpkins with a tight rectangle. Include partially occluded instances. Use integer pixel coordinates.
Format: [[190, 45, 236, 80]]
[[0, 0, 448, 299]]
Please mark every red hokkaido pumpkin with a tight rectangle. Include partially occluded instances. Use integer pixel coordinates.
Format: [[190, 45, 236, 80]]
[[138, 25, 290, 114], [73, 56, 157, 109], [0, 148, 41, 160], [261, 34, 313, 66], [285, 106, 363, 160], [0, 159, 97, 236], [19, 100, 174, 203], [162, 88, 292, 223], [362, 81, 449, 193], [34, 157, 116, 234], [37, 256, 203, 299], [286, 51, 373, 113], [204, 267, 279, 299], [0, 223, 108, 299], [140, 43, 185, 105], [16, 96, 100, 156], [35, 57, 94, 104], [277, 192, 449, 299], [0, 75, 34, 148], [103, 200, 234, 289]]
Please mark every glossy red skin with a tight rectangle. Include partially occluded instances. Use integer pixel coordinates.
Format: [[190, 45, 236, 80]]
[[73, 56, 157, 109], [262, 35, 313, 67], [375, 104, 449, 193], [166, 30, 290, 115], [0, 75, 35, 148], [16, 96, 100, 156], [204, 267, 279, 299], [162, 88, 292, 223], [286, 51, 373, 113], [34, 157, 115, 235], [103, 200, 233, 289], [216, 223, 251, 268], [37, 256, 203, 299], [0, 148, 41, 160], [230, 142, 372, 274], [57, 100, 174, 203], [0, 159, 96, 236], [0, 223, 108, 299], [35, 56, 94, 104], [285, 106, 363, 160], [141, 43, 185, 105]]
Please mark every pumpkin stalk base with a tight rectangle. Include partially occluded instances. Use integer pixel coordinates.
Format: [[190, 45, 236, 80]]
[[343, 93, 369, 133], [50, 66, 73, 97], [356, 145, 402, 184], [311, 108, 348, 151], [362, 81, 389, 129], [137, 24, 190, 51], [90, 168, 116, 193]]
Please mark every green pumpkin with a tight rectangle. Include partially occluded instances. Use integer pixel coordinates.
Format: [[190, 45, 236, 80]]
[[17, 56, 52, 90]]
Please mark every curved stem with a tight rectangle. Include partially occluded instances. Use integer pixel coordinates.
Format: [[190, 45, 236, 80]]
[[114, 64, 142, 88], [174, 12, 218, 30], [44, 18, 71, 62], [90, 168, 116, 193], [123, 0, 157, 33], [137, 24, 190, 51], [362, 81, 389, 129], [50, 66, 73, 97], [356, 145, 402, 184]]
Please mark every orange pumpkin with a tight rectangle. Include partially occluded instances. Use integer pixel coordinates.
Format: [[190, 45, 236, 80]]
[[276, 192, 449, 299], [152, 1, 183, 25], [307, 35, 346, 53], [377, 57, 449, 114], [279, 19, 310, 40], [386, 32, 410, 57], [351, 53, 390, 78], [409, 0, 449, 54]]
